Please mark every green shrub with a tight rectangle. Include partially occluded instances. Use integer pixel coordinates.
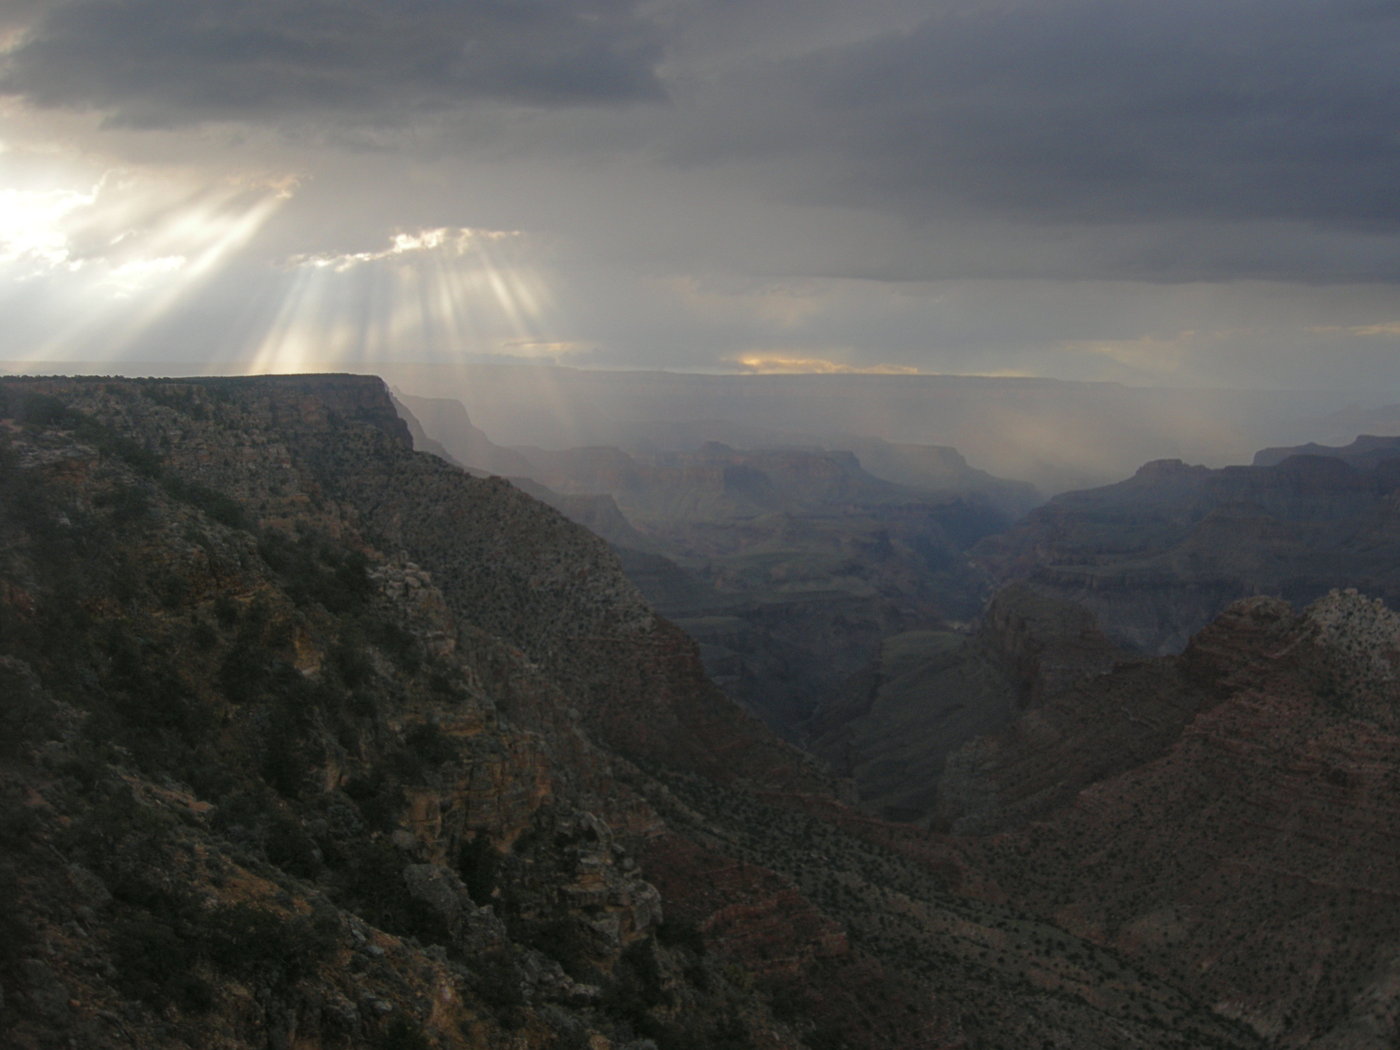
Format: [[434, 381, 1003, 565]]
[[259, 530, 371, 612], [15, 392, 74, 427], [343, 770, 403, 833], [0, 663, 50, 758], [0, 863, 33, 972], [94, 483, 153, 526], [473, 946, 526, 1009], [388, 722, 458, 781], [331, 838, 442, 946]]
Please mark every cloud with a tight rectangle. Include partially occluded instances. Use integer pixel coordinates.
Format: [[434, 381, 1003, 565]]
[[287, 226, 521, 272], [0, 0, 666, 128], [663, 0, 1400, 282], [2, 0, 1399, 391], [5, 0, 1399, 287], [1308, 321, 1400, 337], [790, 0, 1399, 221]]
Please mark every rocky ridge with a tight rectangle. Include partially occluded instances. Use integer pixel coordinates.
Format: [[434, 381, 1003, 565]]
[[974, 449, 1400, 654], [1252, 434, 1400, 470], [804, 582, 1131, 824]]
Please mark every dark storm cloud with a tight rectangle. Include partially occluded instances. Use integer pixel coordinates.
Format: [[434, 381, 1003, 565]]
[[3, 0, 1400, 387], [738, 0, 1400, 246], [0, 0, 665, 127]]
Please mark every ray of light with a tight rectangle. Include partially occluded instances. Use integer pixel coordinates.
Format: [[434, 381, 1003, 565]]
[[242, 225, 578, 391], [94, 191, 287, 359], [245, 262, 326, 375], [7, 175, 288, 369], [0, 184, 96, 272]]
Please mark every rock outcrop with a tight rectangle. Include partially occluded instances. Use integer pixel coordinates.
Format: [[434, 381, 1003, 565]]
[[489, 437, 1006, 738], [1252, 434, 1400, 469]]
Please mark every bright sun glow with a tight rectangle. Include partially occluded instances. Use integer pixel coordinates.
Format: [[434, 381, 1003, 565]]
[[0, 185, 97, 273], [0, 159, 290, 367], [0, 144, 569, 378]]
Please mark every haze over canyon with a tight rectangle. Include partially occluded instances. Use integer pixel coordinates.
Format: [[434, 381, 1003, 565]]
[[6, 370, 1400, 1050]]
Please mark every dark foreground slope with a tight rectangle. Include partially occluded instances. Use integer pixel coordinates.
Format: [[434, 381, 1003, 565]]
[[1, 375, 1267, 1050], [0, 374, 855, 1050]]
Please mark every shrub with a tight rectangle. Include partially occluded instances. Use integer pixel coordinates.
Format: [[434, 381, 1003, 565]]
[[199, 901, 334, 983], [259, 530, 372, 613], [0, 663, 50, 758], [331, 838, 442, 946], [473, 946, 526, 1009], [110, 912, 211, 1011], [375, 1017, 432, 1050], [0, 863, 33, 972], [162, 476, 249, 530]]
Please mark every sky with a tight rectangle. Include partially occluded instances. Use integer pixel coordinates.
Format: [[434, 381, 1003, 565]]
[[1, 0, 1399, 390]]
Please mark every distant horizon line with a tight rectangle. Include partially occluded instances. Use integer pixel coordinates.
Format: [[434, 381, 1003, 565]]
[[0, 358, 1383, 397]]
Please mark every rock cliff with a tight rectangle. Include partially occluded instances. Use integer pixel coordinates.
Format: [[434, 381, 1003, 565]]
[[806, 582, 1130, 824], [1252, 434, 1400, 470], [515, 440, 1006, 738]]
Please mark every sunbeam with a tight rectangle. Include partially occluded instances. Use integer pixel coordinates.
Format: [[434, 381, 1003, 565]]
[[1, 164, 289, 370], [241, 226, 573, 378]]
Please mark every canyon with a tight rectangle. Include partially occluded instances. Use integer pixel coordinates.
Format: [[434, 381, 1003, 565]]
[[4, 374, 1400, 1049]]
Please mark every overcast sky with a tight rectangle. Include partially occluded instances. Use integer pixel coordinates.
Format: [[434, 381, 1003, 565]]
[[2, 0, 1398, 389]]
